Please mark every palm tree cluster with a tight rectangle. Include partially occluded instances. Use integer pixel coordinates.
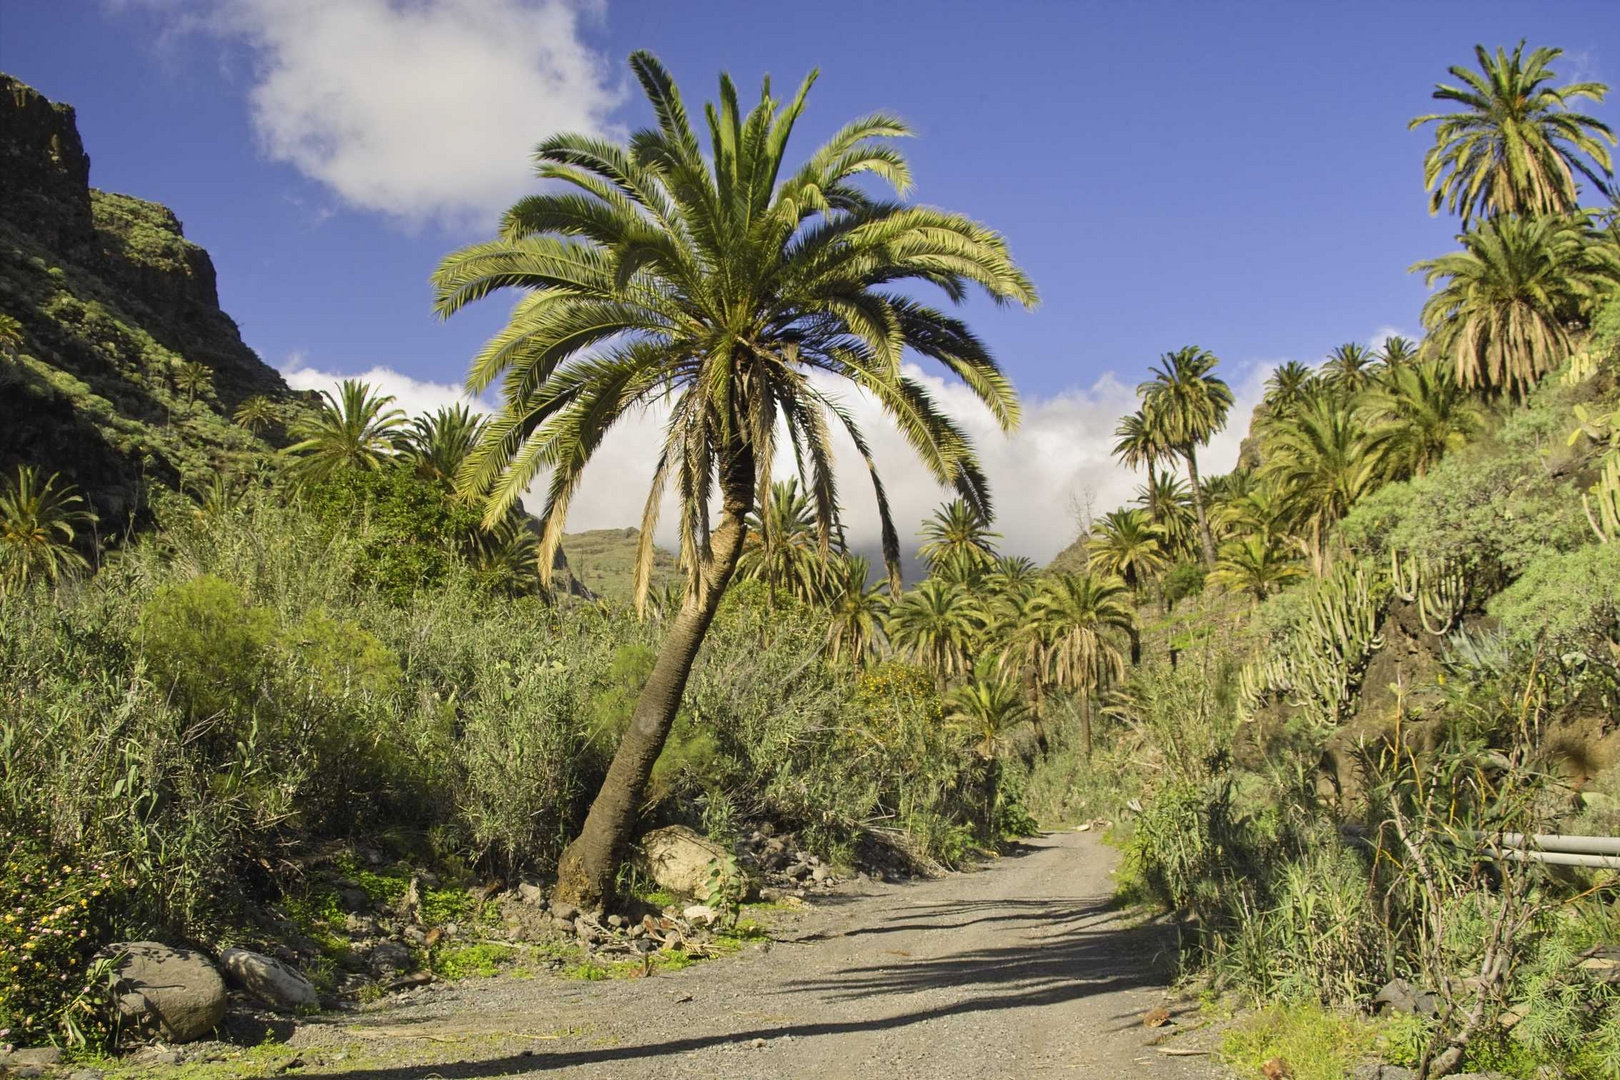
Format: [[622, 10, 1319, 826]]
[[1104, 336, 1489, 604], [280, 380, 542, 595], [1410, 41, 1620, 396]]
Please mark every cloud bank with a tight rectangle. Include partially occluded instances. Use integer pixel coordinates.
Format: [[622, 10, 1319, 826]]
[[278, 359, 1269, 568], [188, 0, 621, 226]]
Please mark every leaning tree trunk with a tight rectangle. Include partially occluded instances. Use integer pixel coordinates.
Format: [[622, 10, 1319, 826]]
[[1183, 446, 1217, 568], [552, 461, 753, 909]]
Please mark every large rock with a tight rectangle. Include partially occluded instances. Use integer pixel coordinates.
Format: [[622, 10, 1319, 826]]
[[638, 826, 735, 901], [107, 942, 225, 1043], [220, 947, 318, 1012]]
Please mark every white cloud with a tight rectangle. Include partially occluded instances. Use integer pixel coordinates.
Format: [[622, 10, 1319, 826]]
[[276, 357, 1270, 571], [182, 0, 621, 226], [280, 362, 480, 419]]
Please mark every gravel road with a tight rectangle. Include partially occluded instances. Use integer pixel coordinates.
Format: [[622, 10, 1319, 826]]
[[282, 830, 1222, 1079]]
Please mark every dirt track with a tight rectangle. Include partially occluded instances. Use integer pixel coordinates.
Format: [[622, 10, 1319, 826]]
[[279, 830, 1223, 1079]]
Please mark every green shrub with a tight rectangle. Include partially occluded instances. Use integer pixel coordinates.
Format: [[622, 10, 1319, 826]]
[[0, 830, 124, 1050], [140, 574, 275, 722]]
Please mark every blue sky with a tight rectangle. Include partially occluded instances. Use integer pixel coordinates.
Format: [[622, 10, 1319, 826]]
[[3, 0, 1618, 558]]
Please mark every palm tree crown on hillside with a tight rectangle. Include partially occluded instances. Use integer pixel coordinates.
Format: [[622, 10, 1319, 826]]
[[402, 403, 488, 488], [736, 477, 826, 605], [1413, 213, 1620, 395], [1321, 342, 1380, 396], [284, 379, 408, 483], [432, 52, 1035, 906], [0, 466, 97, 592], [1411, 42, 1614, 226], [233, 395, 280, 435], [887, 577, 985, 687], [918, 498, 1001, 577], [1086, 508, 1165, 594], [824, 554, 887, 667], [1111, 409, 1165, 518], [1024, 571, 1133, 757], [1137, 346, 1232, 567]]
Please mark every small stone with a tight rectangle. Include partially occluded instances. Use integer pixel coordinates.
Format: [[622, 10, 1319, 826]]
[[14, 1066, 48, 1078], [784, 863, 811, 880], [683, 904, 720, 927], [630, 937, 656, 954], [344, 913, 379, 936], [7, 1049, 63, 1067], [367, 941, 412, 976], [339, 887, 370, 913], [758, 887, 781, 902], [749, 1038, 767, 1049], [552, 915, 576, 932], [575, 921, 600, 944], [550, 901, 579, 923], [607, 914, 625, 929], [1142, 1006, 1171, 1027], [810, 866, 831, 883], [516, 882, 546, 905], [68, 1070, 105, 1080], [402, 926, 428, 946]]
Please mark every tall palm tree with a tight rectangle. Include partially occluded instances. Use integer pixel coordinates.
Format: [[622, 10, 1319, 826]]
[[886, 578, 985, 688], [233, 395, 280, 435], [1321, 342, 1380, 397], [174, 360, 213, 406], [1111, 409, 1168, 520], [402, 403, 488, 487], [1086, 508, 1166, 597], [736, 477, 826, 606], [918, 498, 1000, 577], [945, 655, 1032, 761], [1375, 335, 1420, 369], [1411, 42, 1614, 226], [284, 379, 408, 483], [1263, 396, 1388, 574], [0, 466, 96, 592], [1209, 535, 1305, 603], [1133, 469, 1198, 562], [1212, 476, 1294, 550], [1138, 347, 1232, 567], [1368, 360, 1485, 479], [1262, 361, 1315, 415], [0, 314, 25, 359], [824, 554, 887, 667], [1413, 213, 1620, 394], [1025, 571, 1133, 757], [432, 53, 1035, 905]]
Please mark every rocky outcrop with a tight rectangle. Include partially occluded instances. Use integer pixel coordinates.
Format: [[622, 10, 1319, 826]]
[[0, 72, 290, 524], [107, 941, 226, 1043]]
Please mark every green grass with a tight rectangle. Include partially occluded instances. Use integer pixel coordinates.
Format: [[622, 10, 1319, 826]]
[[1220, 1004, 1380, 1080]]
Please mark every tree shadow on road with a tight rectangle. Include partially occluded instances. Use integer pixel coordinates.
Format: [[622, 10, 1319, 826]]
[[310, 892, 1180, 1078]]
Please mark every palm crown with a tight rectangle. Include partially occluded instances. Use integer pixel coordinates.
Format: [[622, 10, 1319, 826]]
[[434, 52, 1036, 609], [1411, 42, 1615, 226]]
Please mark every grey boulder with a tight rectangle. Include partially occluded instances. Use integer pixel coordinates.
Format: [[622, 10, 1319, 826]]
[[107, 941, 226, 1043], [221, 947, 318, 1011]]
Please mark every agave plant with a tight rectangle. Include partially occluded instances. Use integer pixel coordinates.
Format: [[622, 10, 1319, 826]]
[[0, 465, 97, 592]]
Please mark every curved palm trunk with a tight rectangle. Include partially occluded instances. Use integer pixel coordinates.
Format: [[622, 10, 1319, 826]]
[[553, 464, 753, 909], [1183, 446, 1217, 567]]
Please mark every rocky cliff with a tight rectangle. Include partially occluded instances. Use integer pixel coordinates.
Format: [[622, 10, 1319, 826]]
[[0, 73, 289, 524]]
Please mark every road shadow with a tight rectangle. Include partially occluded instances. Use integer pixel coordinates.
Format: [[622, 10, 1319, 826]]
[[311, 879, 1179, 1078]]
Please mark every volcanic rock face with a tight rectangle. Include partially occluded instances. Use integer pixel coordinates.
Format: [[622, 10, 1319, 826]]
[[0, 73, 289, 523]]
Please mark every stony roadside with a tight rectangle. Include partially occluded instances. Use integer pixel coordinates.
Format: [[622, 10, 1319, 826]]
[[6, 832, 1225, 1080]]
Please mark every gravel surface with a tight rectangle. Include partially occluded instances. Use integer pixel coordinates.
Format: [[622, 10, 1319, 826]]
[[278, 830, 1222, 1078]]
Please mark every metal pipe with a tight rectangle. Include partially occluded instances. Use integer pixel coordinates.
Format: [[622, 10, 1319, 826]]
[[1500, 849, 1620, 869], [1495, 833, 1620, 857]]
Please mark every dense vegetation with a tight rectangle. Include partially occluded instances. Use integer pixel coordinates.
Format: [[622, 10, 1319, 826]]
[[2, 40, 1619, 1080]]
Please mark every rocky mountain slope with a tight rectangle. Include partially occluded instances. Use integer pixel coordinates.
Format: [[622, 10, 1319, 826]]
[[0, 73, 289, 525]]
